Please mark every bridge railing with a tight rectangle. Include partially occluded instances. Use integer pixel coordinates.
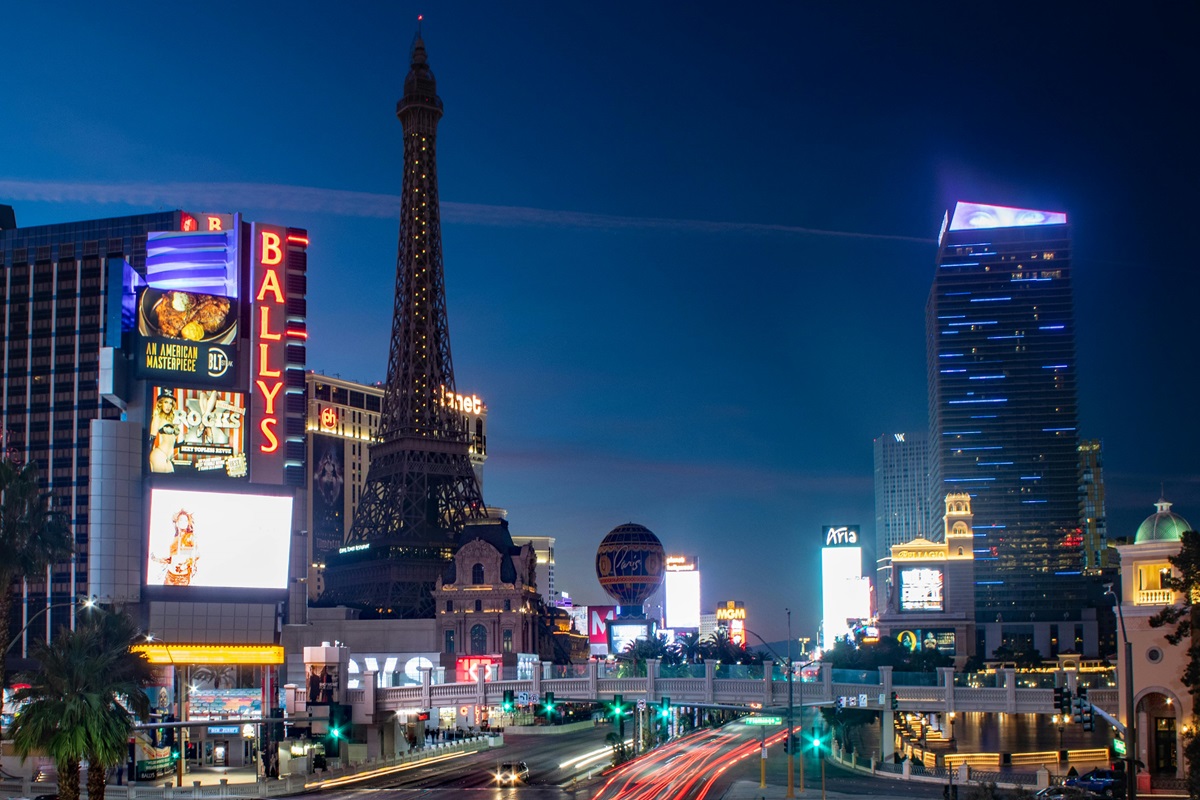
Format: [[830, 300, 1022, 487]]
[[291, 660, 1120, 726]]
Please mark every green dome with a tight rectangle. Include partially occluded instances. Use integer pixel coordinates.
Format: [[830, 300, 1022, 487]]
[[1134, 498, 1192, 544]]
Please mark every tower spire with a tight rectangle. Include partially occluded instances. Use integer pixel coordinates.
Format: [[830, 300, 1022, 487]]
[[321, 31, 485, 619]]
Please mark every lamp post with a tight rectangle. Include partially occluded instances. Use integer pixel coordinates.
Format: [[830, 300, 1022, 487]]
[[4, 596, 96, 658], [1105, 583, 1136, 800], [948, 711, 956, 748], [742, 615, 808, 799]]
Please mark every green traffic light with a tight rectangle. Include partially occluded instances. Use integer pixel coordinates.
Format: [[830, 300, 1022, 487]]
[[330, 727, 342, 739]]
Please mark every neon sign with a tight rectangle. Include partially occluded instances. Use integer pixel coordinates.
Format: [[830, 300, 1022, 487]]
[[320, 407, 338, 430], [439, 385, 484, 415]]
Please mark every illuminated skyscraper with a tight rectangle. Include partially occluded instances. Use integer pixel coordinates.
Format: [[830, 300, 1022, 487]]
[[926, 202, 1097, 656], [873, 431, 930, 611], [1078, 438, 1108, 570]]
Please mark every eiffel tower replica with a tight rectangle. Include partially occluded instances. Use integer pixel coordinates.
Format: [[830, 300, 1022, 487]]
[[320, 31, 486, 618]]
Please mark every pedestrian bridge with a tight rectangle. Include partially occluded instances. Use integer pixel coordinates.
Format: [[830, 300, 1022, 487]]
[[285, 659, 1116, 731]]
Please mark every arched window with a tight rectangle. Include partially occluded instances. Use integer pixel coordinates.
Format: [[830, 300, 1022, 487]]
[[470, 624, 487, 655], [957, 547, 964, 556], [444, 630, 455, 653], [503, 629, 513, 653], [472, 563, 485, 584]]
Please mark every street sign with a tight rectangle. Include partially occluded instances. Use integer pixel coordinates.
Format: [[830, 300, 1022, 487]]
[[637, 699, 647, 710], [744, 716, 784, 725], [1113, 738, 1127, 757], [517, 692, 532, 706], [859, 693, 869, 708]]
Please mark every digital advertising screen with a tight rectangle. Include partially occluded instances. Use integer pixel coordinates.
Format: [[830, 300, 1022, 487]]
[[146, 487, 293, 591], [135, 287, 238, 387], [896, 628, 957, 655], [311, 434, 347, 563], [899, 567, 944, 611], [664, 564, 700, 629], [148, 387, 247, 479], [609, 620, 655, 655]]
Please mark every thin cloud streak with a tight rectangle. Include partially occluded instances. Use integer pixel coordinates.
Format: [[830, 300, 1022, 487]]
[[0, 179, 935, 244]]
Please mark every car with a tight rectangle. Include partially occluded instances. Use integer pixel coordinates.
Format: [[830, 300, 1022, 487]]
[[495, 761, 529, 784], [1064, 768, 1127, 798]]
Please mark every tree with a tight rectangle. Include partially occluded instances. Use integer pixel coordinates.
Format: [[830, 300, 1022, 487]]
[[8, 610, 153, 800], [0, 457, 73, 688], [671, 631, 703, 664], [1148, 529, 1200, 799]]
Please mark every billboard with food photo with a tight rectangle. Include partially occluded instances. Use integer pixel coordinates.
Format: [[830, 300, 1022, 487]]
[[136, 286, 239, 387], [145, 487, 292, 591], [148, 387, 248, 479]]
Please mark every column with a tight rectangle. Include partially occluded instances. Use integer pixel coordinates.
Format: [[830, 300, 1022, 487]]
[[879, 665, 895, 762]]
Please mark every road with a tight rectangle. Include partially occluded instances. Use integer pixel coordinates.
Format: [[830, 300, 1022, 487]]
[[308, 720, 949, 800]]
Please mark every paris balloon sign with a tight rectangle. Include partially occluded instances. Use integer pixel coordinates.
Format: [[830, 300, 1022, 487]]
[[595, 523, 665, 609]]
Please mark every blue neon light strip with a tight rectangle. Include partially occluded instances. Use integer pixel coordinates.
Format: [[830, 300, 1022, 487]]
[[941, 369, 967, 373], [944, 477, 996, 482], [977, 461, 1014, 466], [974, 524, 1007, 529], [970, 415, 998, 419], [969, 375, 1006, 380], [987, 335, 1024, 340], [949, 398, 1008, 404], [938, 315, 966, 320], [945, 291, 972, 296], [1020, 476, 1041, 480], [1055, 571, 1082, 576], [1021, 500, 1048, 504], [958, 446, 1003, 451], [940, 262, 980, 268], [1043, 427, 1076, 432], [969, 297, 1012, 303], [939, 353, 964, 358], [949, 320, 997, 326], [1042, 365, 1069, 369], [941, 330, 960, 335], [943, 430, 982, 435], [1039, 325, 1065, 330]]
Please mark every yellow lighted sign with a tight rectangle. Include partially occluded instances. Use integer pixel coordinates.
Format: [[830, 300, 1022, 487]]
[[439, 385, 484, 415], [131, 643, 285, 665], [716, 606, 747, 621], [665, 555, 697, 571]]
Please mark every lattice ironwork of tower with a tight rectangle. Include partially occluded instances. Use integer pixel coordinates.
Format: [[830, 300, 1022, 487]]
[[320, 33, 486, 619]]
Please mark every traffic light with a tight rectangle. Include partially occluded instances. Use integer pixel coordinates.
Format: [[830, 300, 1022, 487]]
[[1053, 687, 1066, 714], [658, 697, 671, 720], [1079, 687, 1093, 731], [809, 726, 828, 755], [542, 692, 556, 716], [783, 733, 799, 753], [890, 691, 899, 711], [610, 694, 625, 718], [326, 702, 349, 756], [1071, 694, 1083, 724], [502, 690, 515, 713]]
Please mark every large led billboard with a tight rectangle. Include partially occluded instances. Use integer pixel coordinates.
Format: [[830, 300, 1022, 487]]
[[899, 567, 944, 611], [820, 529, 870, 650], [146, 228, 240, 298], [311, 434, 347, 563], [664, 555, 700, 629], [947, 202, 1067, 231], [609, 620, 655, 655], [148, 387, 247, 479], [136, 287, 239, 387], [146, 488, 293, 590], [896, 628, 956, 655]]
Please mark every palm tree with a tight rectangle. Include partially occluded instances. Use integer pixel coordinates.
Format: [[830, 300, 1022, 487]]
[[1, 457, 73, 688], [671, 632, 703, 665], [8, 610, 153, 800]]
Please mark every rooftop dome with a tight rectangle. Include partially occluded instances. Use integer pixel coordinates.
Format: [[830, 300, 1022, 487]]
[[1134, 498, 1193, 544]]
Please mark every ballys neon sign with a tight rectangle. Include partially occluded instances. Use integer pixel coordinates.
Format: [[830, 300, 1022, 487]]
[[255, 231, 285, 454]]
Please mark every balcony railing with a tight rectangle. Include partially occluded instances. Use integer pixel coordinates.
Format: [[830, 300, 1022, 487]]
[[1135, 588, 1175, 606]]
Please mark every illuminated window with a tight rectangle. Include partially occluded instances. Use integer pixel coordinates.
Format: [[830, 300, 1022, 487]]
[[502, 630, 513, 653]]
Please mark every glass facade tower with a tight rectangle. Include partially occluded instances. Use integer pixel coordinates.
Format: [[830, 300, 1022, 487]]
[[926, 202, 1086, 627]]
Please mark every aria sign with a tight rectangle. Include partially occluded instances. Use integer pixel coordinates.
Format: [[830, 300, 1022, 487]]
[[824, 525, 860, 547]]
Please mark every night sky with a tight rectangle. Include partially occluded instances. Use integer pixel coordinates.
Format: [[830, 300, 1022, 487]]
[[3, 3, 1198, 643]]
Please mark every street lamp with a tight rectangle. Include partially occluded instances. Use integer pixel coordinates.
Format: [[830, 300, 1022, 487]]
[[1052, 714, 1065, 756], [4, 596, 96, 658], [948, 711, 956, 747], [1105, 583, 1136, 800], [742, 613, 807, 799]]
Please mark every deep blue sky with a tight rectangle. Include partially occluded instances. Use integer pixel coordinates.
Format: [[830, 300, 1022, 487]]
[[3, 3, 1198, 643]]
